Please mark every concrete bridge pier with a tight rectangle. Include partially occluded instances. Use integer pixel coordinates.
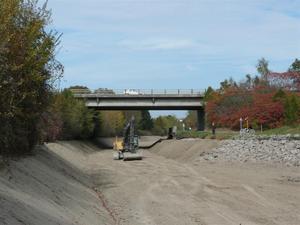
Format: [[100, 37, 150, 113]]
[[197, 109, 205, 131]]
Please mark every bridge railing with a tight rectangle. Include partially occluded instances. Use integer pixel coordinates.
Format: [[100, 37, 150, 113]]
[[70, 88, 205, 96]]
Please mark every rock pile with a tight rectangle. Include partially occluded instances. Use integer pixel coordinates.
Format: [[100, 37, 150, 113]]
[[200, 136, 300, 166]]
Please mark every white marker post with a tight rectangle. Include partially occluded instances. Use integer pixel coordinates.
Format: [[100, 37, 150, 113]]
[[240, 118, 243, 131]]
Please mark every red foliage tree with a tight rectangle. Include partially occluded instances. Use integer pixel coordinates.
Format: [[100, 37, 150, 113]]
[[267, 71, 300, 91], [206, 86, 285, 129], [250, 90, 284, 128]]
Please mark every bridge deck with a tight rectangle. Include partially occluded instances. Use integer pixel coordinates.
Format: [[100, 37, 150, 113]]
[[74, 93, 204, 110], [72, 89, 205, 130]]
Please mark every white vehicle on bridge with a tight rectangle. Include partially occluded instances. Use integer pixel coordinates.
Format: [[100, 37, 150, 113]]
[[124, 89, 140, 95]]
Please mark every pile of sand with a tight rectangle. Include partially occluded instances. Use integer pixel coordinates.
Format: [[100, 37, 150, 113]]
[[150, 139, 220, 162]]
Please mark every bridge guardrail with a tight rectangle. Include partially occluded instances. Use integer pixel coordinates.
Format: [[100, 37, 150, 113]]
[[70, 89, 205, 96]]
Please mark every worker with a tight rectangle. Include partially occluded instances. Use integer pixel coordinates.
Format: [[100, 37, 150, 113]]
[[212, 122, 216, 136]]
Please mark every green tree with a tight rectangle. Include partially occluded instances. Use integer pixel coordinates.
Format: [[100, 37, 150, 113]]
[[123, 111, 142, 126], [219, 77, 237, 92], [0, 0, 63, 156], [272, 89, 286, 102], [184, 111, 197, 130], [284, 94, 300, 126], [204, 86, 214, 101], [289, 58, 300, 72], [68, 86, 91, 94], [52, 90, 95, 139], [99, 111, 125, 137], [139, 110, 153, 130], [69, 85, 89, 89], [253, 75, 260, 86], [152, 115, 180, 136], [245, 74, 251, 86], [256, 58, 270, 80]]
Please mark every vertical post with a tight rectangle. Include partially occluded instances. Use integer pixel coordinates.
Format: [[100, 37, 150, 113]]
[[240, 118, 243, 131], [197, 109, 205, 131]]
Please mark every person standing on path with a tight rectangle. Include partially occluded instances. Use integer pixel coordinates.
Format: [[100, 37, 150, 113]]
[[212, 122, 216, 136]]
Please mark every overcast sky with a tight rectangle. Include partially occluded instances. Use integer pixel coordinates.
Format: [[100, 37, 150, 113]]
[[47, 0, 300, 117]]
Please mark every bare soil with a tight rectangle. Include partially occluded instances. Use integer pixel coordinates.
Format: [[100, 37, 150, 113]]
[[1, 139, 299, 225]]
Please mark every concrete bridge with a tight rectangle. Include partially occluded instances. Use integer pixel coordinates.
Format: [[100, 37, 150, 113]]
[[73, 89, 205, 130]]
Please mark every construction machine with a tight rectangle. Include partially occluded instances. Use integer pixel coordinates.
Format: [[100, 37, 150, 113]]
[[113, 116, 143, 161]]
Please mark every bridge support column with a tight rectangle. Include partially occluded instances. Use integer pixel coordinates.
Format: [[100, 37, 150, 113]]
[[197, 109, 205, 131]]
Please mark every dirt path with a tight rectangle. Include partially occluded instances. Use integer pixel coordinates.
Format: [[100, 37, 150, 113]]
[[85, 140, 300, 225]]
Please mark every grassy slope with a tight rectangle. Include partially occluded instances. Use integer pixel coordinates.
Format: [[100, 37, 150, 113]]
[[177, 129, 237, 140], [177, 125, 300, 139], [260, 125, 300, 135]]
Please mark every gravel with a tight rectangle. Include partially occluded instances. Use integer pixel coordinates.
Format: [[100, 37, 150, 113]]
[[200, 135, 300, 166]]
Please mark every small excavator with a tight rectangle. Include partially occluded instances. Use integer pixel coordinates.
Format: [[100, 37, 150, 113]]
[[113, 116, 143, 161]]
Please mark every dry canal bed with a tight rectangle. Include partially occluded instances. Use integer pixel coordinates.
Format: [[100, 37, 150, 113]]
[[0, 139, 299, 225]]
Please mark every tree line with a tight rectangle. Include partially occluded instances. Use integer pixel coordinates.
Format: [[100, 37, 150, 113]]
[[205, 58, 300, 130]]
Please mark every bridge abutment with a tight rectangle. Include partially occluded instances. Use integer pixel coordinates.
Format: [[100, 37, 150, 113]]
[[197, 109, 205, 131]]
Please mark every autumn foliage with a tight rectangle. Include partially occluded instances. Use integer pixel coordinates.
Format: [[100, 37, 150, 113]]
[[0, 0, 63, 156], [206, 71, 300, 130], [268, 72, 300, 91]]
